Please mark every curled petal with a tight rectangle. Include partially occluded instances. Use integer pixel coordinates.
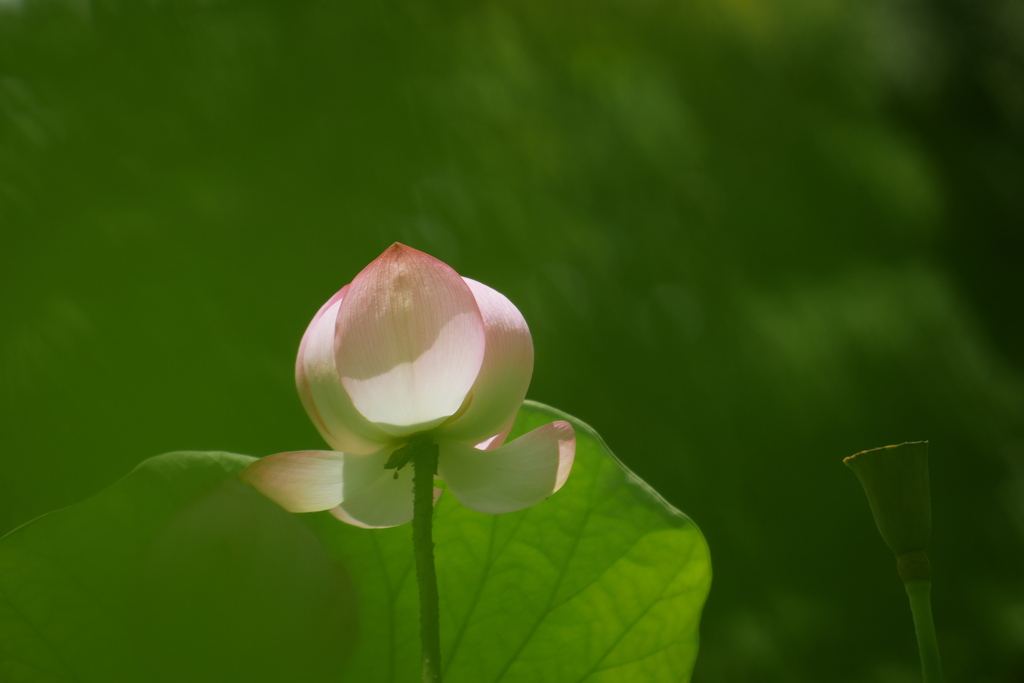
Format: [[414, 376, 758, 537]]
[[335, 244, 486, 435], [474, 430, 506, 452], [330, 466, 443, 529], [296, 287, 393, 454], [438, 421, 575, 515], [438, 278, 534, 444], [474, 415, 515, 451]]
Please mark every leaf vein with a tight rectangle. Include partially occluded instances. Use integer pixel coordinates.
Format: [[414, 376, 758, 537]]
[[575, 563, 694, 682], [490, 468, 604, 683], [441, 514, 498, 677], [0, 575, 81, 682]]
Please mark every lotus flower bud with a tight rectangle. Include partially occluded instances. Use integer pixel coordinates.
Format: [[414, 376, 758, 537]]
[[844, 441, 932, 582]]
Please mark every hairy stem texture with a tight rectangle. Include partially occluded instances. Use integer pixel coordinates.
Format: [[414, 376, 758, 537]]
[[412, 439, 442, 683]]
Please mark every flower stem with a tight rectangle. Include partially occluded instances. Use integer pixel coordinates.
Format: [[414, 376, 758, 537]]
[[905, 579, 943, 683], [412, 439, 442, 683]]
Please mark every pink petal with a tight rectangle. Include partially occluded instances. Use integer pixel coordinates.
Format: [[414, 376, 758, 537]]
[[438, 421, 575, 514], [330, 468, 444, 529], [438, 278, 534, 444], [239, 448, 391, 513], [240, 450, 343, 513], [334, 244, 486, 435], [296, 286, 393, 455]]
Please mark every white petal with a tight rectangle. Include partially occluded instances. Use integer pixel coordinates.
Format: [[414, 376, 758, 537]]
[[438, 421, 575, 515], [296, 287, 393, 454], [329, 466, 443, 529], [335, 244, 486, 435], [239, 448, 393, 513], [438, 278, 534, 444]]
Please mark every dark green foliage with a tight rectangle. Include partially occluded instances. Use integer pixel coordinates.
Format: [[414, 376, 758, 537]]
[[0, 452, 356, 683], [1, 0, 1021, 681]]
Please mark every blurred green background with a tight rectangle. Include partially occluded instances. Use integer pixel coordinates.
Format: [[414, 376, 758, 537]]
[[1, 0, 1022, 681]]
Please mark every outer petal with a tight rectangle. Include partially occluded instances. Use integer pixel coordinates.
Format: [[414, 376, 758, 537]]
[[330, 466, 443, 529], [296, 287, 393, 454], [438, 421, 575, 514], [239, 447, 394, 513], [438, 278, 534, 444], [335, 244, 486, 436]]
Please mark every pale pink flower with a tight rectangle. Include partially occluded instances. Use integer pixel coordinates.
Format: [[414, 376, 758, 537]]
[[241, 243, 575, 528]]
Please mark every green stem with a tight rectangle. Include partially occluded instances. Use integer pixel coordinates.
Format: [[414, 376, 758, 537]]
[[905, 579, 943, 683], [412, 439, 442, 683]]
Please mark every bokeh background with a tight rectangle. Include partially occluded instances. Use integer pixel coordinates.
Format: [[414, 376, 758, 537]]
[[2, 0, 1022, 681]]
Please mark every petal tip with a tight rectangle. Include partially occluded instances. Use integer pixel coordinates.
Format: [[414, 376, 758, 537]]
[[335, 244, 485, 431], [550, 421, 576, 492]]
